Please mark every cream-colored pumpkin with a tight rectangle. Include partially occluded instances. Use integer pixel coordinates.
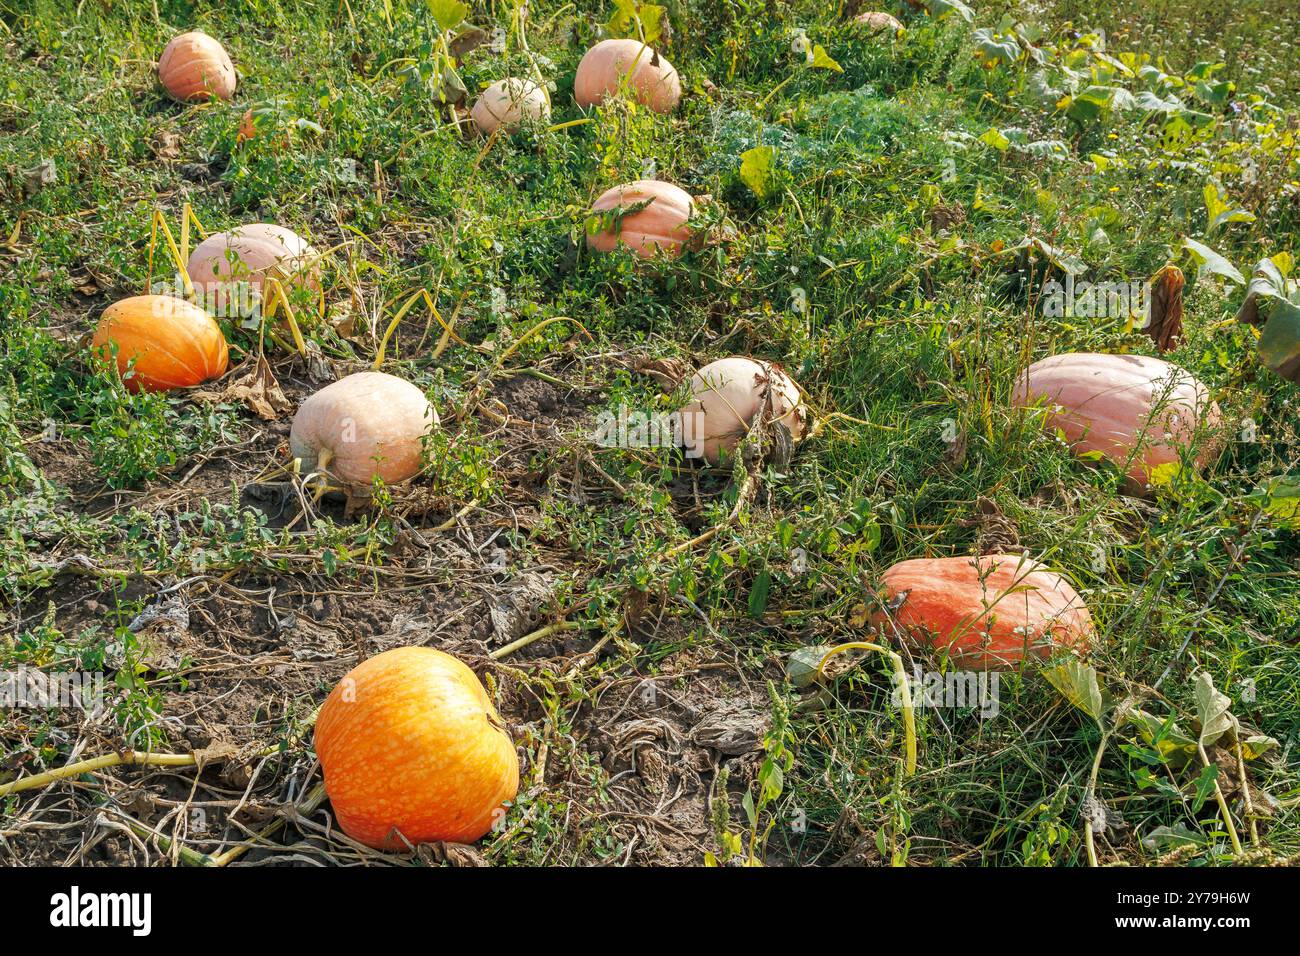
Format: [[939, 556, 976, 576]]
[[574, 39, 681, 113], [586, 180, 697, 259], [471, 78, 551, 135], [187, 224, 319, 309], [290, 372, 437, 486], [679, 357, 807, 464], [158, 31, 236, 103]]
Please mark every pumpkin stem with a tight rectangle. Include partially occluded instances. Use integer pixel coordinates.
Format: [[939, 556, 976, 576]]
[[816, 641, 918, 776]]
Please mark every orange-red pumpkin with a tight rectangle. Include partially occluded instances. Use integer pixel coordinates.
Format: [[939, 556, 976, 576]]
[[574, 38, 681, 113], [314, 647, 519, 849], [873, 554, 1095, 670], [678, 356, 807, 464], [1012, 352, 1222, 492], [187, 223, 319, 305], [289, 371, 436, 486], [158, 31, 236, 103], [92, 295, 229, 393], [587, 179, 698, 259]]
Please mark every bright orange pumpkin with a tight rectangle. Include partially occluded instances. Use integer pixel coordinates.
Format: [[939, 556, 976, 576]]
[[1012, 352, 1222, 492], [873, 554, 1096, 670], [314, 647, 519, 849], [574, 38, 681, 113], [158, 31, 236, 103], [587, 179, 698, 259], [92, 295, 229, 393]]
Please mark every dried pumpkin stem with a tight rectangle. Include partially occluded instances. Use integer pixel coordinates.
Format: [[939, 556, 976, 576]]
[[0, 750, 197, 797], [815, 641, 917, 776]]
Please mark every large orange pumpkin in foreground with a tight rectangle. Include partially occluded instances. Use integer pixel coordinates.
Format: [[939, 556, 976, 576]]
[[587, 179, 698, 259], [873, 554, 1095, 670], [678, 356, 807, 464], [158, 31, 236, 103], [92, 295, 229, 392], [1012, 352, 1222, 492], [574, 38, 681, 113], [289, 371, 437, 486], [314, 647, 519, 849], [187, 223, 319, 304]]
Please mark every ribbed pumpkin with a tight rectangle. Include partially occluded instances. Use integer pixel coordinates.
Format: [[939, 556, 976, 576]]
[[678, 357, 807, 464], [874, 554, 1096, 670], [314, 647, 519, 849], [1012, 352, 1222, 491], [92, 295, 229, 393], [574, 38, 681, 113], [587, 180, 697, 259], [855, 11, 904, 31], [289, 371, 436, 486], [471, 78, 550, 135], [187, 223, 319, 304], [158, 31, 236, 103]]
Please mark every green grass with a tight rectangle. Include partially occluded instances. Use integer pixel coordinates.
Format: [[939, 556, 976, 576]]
[[1, 0, 1298, 866]]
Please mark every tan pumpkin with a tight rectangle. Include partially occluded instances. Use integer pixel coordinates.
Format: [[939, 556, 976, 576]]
[[314, 647, 519, 849], [678, 356, 807, 464], [587, 179, 698, 260], [1012, 352, 1222, 492], [854, 11, 904, 32], [158, 31, 236, 103], [92, 295, 229, 393], [873, 554, 1096, 670], [290, 372, 437, 486], [574, 39, 681, 113], [471, 78, 551, 135], [187, 224, 319, 309]]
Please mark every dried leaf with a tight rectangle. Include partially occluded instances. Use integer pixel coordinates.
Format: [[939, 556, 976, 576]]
[[194, 354, 291, 421], [1146, 264, 1184, 352]]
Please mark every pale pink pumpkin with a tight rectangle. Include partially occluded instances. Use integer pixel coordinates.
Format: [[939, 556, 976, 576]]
[[290, 372, 437, 486], [574, 39, 681, 113], [186, 224, 319, 306], [1012, 352, 1222, 491], [471, 78, 550, 135], [678, 356, 807, 464]]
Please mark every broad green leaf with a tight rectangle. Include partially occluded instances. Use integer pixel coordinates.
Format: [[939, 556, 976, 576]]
[[1193, 671, 1237, 747], [1044, 659, 1110, 726], [739, 145, 778, 200], [979, 127, 1010, 152], [1142, 823, 1207, 853], [1203, 180, 1256, 234], [1182, 237, 1245, 284], [810, 44, 842, 73], [1191, 763, 1219, 812], [425, 0, 468, 31], [1127, 708, 1198, 768], [1251, 476, 1300, 528], [1235, 256, 1300, 382], [926, 0, 974, 22], [786, 645, 832, 689]]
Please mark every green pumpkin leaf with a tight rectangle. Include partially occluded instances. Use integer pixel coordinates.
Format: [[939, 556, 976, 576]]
[[425, 0, 468, 31], [1044, 659, 1111, 727], [810, 44, 842, 73], [739, 145, 778, 200], [1182, 237, 1245, 285], [1193, 671, 1237, 747]]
